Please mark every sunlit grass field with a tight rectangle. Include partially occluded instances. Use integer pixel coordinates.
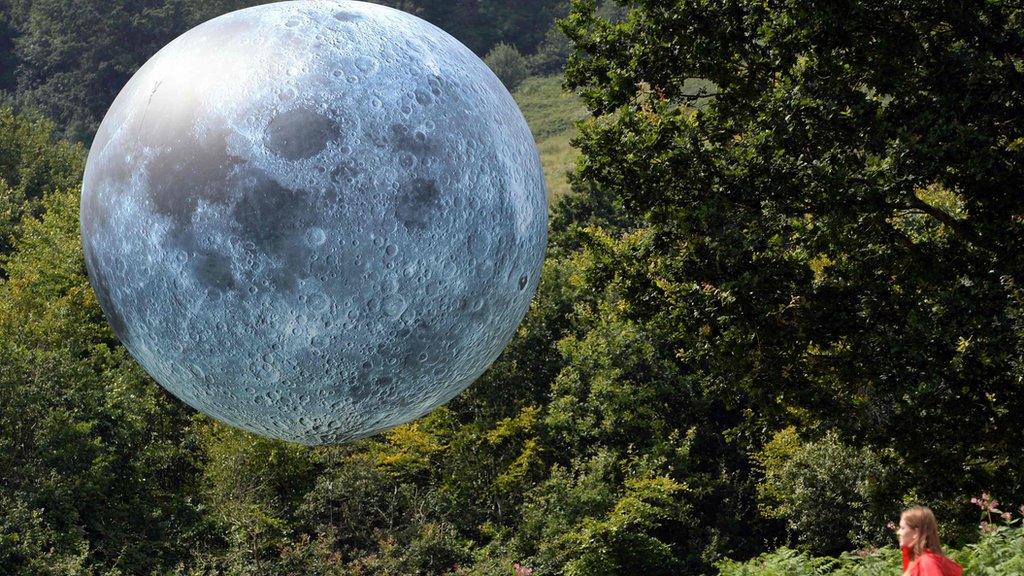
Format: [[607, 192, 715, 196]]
[[512, 74, 590, 207]]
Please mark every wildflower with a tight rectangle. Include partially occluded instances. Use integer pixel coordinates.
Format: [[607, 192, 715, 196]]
[[514, 562, 534, 576], [1002, 511, 1013, 522], [886, 521, 897, 533], [971, 492, 1000, 513]]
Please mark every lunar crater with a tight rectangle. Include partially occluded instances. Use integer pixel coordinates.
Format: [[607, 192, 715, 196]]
[[333, 10, 363, 22], [394, 177, 441, 233], [264, 107, 339, 160]]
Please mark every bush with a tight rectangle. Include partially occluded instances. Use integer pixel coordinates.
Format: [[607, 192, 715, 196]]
[[528, 23, 572, 75], [754, 428, 897, 555], [0, 105, 85, 260], [956, 525, 1024, 574], [717, 526, 1024, 576], [485, 43, 530, 92]]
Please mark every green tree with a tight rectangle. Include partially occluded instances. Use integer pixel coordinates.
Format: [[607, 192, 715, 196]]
[[560, 0, 1024, 555], [0, 105, 85, 262], [754, 428, 898, 555], [0, 188, 204, 574], [514, 449, 689, 576], [0, 2, 18, 92], [528, 16, 573, 75], [485, 42, 531, 92], [477, 0, 565, 55]]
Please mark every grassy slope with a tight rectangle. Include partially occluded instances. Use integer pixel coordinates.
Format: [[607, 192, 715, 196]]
[[511, 75, 712, 207], [511, 74, 590, 207]]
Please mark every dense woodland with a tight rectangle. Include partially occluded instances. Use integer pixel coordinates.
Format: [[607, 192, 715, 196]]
[[1, 0, 1023, 574], [0, 0, 600, 142]]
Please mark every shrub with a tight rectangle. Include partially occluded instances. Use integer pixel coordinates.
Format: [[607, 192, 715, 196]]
[[528, 25, 572, 75], [485, 43, 530, 92], [754, 428, 897, 555], [955, 525, 1024, 574], [717, 526, 1024, 576]]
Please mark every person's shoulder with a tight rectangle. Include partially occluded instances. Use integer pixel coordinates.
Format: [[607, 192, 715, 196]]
[[907, 555, 936, 576], [914, 552, 962, 576]]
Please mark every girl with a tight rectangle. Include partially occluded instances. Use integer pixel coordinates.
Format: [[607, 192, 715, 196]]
[[896, 506, 963, 576]]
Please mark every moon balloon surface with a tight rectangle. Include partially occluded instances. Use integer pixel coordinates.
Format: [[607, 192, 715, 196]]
[[80, 0, 547, 444]]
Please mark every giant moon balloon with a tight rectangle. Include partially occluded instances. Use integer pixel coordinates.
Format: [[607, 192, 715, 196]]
[[80, 0, 547, 444]]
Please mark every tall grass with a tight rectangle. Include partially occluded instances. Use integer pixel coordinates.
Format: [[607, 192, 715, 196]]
[[511, 74, 589, 206]]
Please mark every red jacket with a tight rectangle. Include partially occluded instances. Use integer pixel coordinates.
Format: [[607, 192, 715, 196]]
[[902, 546, 963, 576]]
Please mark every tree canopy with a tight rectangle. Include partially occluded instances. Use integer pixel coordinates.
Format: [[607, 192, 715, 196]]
[[560, 0, 1024, 550]]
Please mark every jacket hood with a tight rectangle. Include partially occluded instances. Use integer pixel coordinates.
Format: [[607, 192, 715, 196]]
[[931, 554, 963, 576], [903, 547, 963, 576]]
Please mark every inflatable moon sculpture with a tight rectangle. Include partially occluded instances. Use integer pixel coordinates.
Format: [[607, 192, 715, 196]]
[[80, 0, 547, 444]]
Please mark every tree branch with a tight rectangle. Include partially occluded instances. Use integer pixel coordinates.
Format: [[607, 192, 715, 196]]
[[906, 193, 973, 242], [678, 91, 720, 100]]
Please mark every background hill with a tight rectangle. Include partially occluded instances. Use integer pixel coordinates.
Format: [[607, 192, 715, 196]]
[[512, 75, 589, 205], [0, 0, 604, 143]]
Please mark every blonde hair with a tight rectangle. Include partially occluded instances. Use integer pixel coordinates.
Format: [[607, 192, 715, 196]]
[[901, 506, 944, 560]]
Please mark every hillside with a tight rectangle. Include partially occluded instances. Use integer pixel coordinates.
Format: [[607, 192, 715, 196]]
[[512, 74, 589, 206]]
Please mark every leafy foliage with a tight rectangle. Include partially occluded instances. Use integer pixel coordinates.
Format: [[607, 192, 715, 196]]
[[0, 105, 84, 261], [717, 526, 1024, 576], [0, 187, 203, 575], [754, 428, 897, 554], [485, 43, 531, 92], [561, 0, 1024, 553]]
